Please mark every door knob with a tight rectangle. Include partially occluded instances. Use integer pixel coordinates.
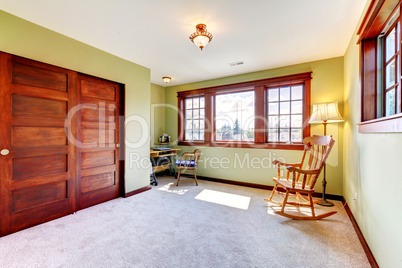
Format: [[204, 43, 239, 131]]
[[116, 144, 120, 148], [1, 149, 9, 156]]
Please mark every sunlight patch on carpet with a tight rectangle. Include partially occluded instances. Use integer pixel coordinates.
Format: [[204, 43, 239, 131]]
[[195, 189, 250, 210], [158, 183, 189, 195]]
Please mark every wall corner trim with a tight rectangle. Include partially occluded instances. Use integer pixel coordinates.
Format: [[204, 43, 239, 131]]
[[125, 185, 152, 198], [342, 198, 379, 268]]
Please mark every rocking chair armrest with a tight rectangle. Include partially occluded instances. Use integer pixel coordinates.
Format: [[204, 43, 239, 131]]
[[286, 166, 320, 175], [272, 160, 302, 167]]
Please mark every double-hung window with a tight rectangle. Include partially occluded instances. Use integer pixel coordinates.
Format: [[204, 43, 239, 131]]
[[177, 73, 311, 149], [267, 85, 304, 143], [184, 97, 205, 141]]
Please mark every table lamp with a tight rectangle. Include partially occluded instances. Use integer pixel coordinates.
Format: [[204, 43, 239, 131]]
[[308, 100, 343, 206]]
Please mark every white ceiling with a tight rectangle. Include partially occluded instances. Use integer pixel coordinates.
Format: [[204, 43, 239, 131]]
[[1, 0, 367, 86]]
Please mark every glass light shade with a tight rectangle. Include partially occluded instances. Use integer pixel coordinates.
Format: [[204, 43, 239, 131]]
[[309, 100, 343, 124], [162, 77, 171, 83], [193, 35, 210, 50]]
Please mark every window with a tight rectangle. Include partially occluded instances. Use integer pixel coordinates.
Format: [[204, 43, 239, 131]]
[[184, 97, 205, 141], [177, 73, 311, 149], [358, 0, 402, 133], [267, 85, 304, 143], [384, 23, 399, 116], [215, 91, 255, 142]]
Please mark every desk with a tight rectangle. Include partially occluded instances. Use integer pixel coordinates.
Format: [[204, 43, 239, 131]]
[[150, 148, 181, 186]]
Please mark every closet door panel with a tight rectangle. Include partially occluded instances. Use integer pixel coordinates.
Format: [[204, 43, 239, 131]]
[[0, 53, 77, 236], [77, 74, 121, 210]]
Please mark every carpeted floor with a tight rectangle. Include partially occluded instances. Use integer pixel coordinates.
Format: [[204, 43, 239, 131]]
[[0, 176, 370, 268]]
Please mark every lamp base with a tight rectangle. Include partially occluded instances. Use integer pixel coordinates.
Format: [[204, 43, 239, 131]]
[[317, 199, 334, 207]]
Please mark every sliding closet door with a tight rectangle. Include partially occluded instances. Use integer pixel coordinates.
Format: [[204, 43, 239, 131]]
[[76, 74, 121, 210], [0, 53, 77, 236]]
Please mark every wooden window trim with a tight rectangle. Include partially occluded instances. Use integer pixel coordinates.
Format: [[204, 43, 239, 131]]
[[358, 0, 402, 133], [177, 72, 311, 150]]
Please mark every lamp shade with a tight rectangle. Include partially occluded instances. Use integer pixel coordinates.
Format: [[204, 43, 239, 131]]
[[309, 100, 343, 124], [162, 77, 171, 83]]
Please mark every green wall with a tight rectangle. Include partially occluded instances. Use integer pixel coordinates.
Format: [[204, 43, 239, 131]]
[[150, 83, 166, 146], [164, 57, 344, 195], [343, 6, 402, 267], [0, 11, 151, 193]]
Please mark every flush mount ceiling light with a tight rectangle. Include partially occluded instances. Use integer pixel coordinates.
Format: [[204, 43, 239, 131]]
[[189, 24, 213, 51], [162, 77, 171, 83]]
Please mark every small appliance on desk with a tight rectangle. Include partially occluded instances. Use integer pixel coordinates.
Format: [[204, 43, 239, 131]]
[[153, 133, 172, 151]]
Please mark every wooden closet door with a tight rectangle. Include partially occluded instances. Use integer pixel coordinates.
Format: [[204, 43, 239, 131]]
[[77, 74, 121, 210], [0, 53, 77, 236]]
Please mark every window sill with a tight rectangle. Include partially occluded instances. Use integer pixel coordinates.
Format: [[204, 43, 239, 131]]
[[357, 113, 402, 133], [178, 141, 304, 150]]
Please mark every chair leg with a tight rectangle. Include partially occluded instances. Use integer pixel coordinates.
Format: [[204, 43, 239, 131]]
[[268, 184, 278, 201], [308, 193, 315, 217], [281, 190, 290, 213], [193, 169, 198, 186], [176, 169, 181, 186]]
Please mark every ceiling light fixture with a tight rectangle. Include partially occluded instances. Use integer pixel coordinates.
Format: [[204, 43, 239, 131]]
[[162, 77, 171, 83], [189, 24, 213, 51]]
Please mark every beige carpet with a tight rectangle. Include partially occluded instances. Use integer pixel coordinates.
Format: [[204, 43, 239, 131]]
[[0, 177, 370, 268]]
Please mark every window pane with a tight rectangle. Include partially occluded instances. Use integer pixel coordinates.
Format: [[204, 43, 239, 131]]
[[291, 129, 302, 143], [193, 109, 199, 119], [186, 110, 192, 119], [385, 89, 396, 116], [291, 115, 303, 128], [193, 98, 199, 108], [291, 86, 303, 100], [193, 120, 199, 129], [280, 115, 290, 128], [185, 130, 193, 141], [199, 119, 205, 129], [268, 129, 278, 142], [268, 103, 279, 114], [268, 115, 279, 128], [280, 101, 290, 114], [279, 129, 290, 142], [200, 109, 205, 118], [291, 101, 303, 114], [397, 23, 400, 51], [186, 99, 192, 109], [268, 88, 279, 101], [280, 87, 290, 101], [186, 120, 192, 129], [385, 59, 396, 89], [193, 131, 199, 140], [386, 27, 396, 62], [215, 91, 255, 141], [200, 97, 205, 108], [200, 130, 205, 140]]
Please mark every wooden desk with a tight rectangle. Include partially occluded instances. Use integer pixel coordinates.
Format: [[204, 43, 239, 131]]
[[150, 148, 181, 186]]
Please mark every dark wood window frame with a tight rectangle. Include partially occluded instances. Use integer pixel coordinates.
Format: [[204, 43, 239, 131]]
[[177, 72, 311, 150], [357, 0, 402, 133]]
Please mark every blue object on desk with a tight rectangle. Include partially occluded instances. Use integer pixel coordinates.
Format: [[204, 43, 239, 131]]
[[152, 147, 172, 151]]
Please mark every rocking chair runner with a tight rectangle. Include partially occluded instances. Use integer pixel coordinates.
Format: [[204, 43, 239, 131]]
[[175, 149, 201, 186], [267, 135, 336, 220]]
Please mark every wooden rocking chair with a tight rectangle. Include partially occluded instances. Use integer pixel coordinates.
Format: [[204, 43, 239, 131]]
[[175, 149, 201, 186], [266, 135, 336, 220]]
